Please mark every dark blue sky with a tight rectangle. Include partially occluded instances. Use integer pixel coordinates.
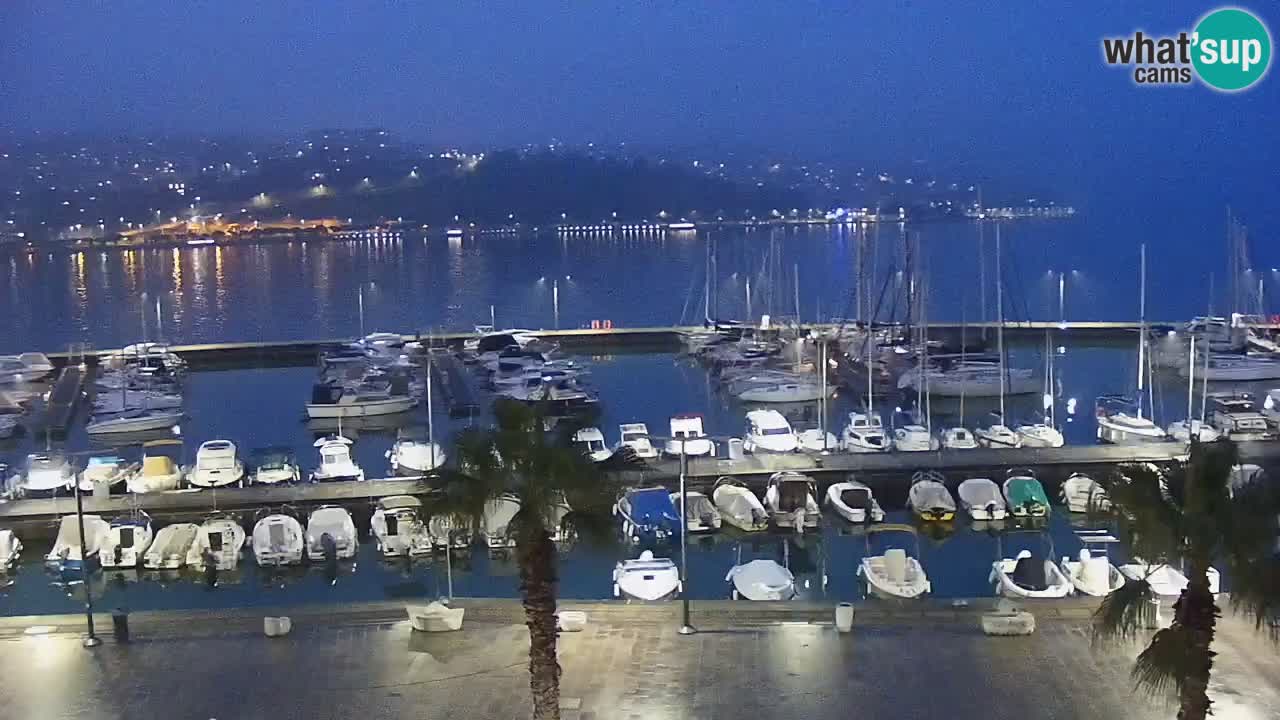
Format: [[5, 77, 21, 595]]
[[2, 3, 1277, 231]]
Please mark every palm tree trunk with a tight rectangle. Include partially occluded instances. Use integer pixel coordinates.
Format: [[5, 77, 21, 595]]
[[1174, 568, 1218, 720], [519, 528, 560, 720]]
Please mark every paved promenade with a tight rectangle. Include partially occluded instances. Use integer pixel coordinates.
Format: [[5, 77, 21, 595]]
[[2, 599, 1278, 719]]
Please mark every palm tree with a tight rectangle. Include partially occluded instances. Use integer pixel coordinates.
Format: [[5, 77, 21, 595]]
[[1091, 439, 1280, 720], [438, 399, 615, 720]]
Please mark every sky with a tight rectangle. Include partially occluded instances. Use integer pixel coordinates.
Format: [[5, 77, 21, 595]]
[[2, 2, 1278, 243]]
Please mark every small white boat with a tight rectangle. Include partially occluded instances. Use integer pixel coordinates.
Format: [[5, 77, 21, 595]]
[[1119, 560, 1221, 597], [99, 513, 154, 569], [663, 415, 715, 456], [187, 440, 244, 488], [1263, 388, 1280, 428], [1166, 419, 1222, 444], [858, 524, 931, 599], [990, 548, 1073, 598], [841, 412, 890, 453], [126, 440, 185, 493], [612, 550, 681, 601], [1095, 396, 1168, 444], [940, 427, 978, 450], [737, 380, 826, 404], [16, 453, 76, 497], [957, 478, 1007, 521], [481, 494, 522, 548], [615, 423, 659, 459], [46, 515, 111, 571], [143, 523, 200, 570], [371, 496, 434, 558], [1060, 542, 1125, 597], [407, 601, 465, 632], [825, 481, 885, 523], [1184, 354, 1280, 381], [250, 447, 300, 485], [310, 436, 365, 482], [907, 471, 956, 522], [0, 352, 55, 383], [572, 427, 614, 463], [671, 490, 721, 533], [744, 409, 798, 453], [0, 529, 21, 571], [185, 515, 247, 570], [712, 477, 769, 531], [253, 512, 305, 566], [79, 455, 133, 492], [86, 407, 184, 435], [1061, 472, 1111, 513], [1015, 423, 1064, 448], [386, 434, 447, 475], [795, 428, 838, 453], [305, 506, 359, 561], [726, 559, 796, 600], [892, 425, 939, 452], [763, 472, 820, 532], [305, 382, 416, 419], [974, 423, 1022, 448]]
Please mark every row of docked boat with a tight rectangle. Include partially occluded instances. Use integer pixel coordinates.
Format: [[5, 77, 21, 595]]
[[460, 330, 600, 410], [86, 344, 187, 435], [305, 334, 421, 419]]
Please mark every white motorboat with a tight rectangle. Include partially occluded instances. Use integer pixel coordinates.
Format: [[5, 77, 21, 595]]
[[143, 523, 199, 570], [671, 490, 721, 533], [79, 455, 133, 492], [1263, 388, 1280, 428], [892, 424, 938, 452], [612, 551, 681, 601], [187, 439, 244, 488], [1166, 419, 1222, 444], [253, 512, 305, 566], [99, 513, 154, 569], [957, 478, 1007, 520], [86, 407, 184, 435], [825, 481, 885, 523], [310, 436, 365, 482], [386, 435, 447, 475], [1207, 392, 1275, 441], [16, 453, 76, 497], [974, 423, 1022, 448], [726, 559, 796, 600], [1182, 354, 1280, 381], [940, 427, 978, 450], [711, 477, 769, 531], [1095, 396, 1168, 444], [1061, 472, 1111, 513], [572, 427, 614, 463], [858, 524, 931, 599], [0, 529, 21, 571], [428, 514, 472, 551], [305, 506, 359, 560], [0, 352, 55, 383], [991, 549, 1073, 598], [737, 380, 827, 403], [305, 381, 416, 419], [1015, 423, 1064, 448], [663, 414, 714, 456], [93, 388, 184, 414], [614, 423, 659, 459], [126, 440, 185, 493], [841, 412, 890, 453], [1060, 543, 1125, 597], [481, 494, 522, 548], [743, 409, 798, 453], [250, 447, 301, 485], [763, 472, 820, 532], [1119, 561, 1221, 597], [185, 515, 247, 571], [45, 515, 110, 571], [371, 496, 434, 558], [907, 471, 956, 522], [796, 428, 838, 453]]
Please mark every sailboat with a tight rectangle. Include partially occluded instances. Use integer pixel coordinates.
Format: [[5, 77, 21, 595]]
[[1015, 331, 1065, 448], [1096, 244, 1168, 444], [1167, 335, 1222, 443], [975, 222, 1022, 449]]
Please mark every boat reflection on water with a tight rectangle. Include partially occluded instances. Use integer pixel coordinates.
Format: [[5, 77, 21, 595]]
[[305, 411, 416, 438]]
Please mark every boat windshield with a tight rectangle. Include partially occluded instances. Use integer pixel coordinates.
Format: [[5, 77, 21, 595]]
[[322, 450, 349, 465], [761, 427, 792, 436]]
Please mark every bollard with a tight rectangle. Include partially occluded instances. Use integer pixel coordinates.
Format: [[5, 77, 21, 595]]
[[112, 609, 129, 643]]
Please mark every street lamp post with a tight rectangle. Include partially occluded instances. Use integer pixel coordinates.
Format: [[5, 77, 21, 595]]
[[1058, 271, 1067, 328], [677, 437, 694, 635], [74, 478, 101, 648]]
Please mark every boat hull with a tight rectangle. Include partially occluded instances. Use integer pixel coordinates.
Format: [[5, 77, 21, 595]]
[[305, 396, 415, 419]]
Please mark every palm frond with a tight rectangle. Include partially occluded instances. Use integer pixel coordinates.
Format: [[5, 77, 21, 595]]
[[1225, 553, 1280, 641], [1130, 624, 1208, 700], [1092, 577, 1157, 646], [1100, 464, 1183, 563]]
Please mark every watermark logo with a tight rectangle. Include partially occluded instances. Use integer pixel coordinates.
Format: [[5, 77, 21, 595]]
[[1102, 7, 1272, 91]]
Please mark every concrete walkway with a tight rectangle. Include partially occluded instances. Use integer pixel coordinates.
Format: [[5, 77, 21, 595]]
[[2, 599, 1278, 719]]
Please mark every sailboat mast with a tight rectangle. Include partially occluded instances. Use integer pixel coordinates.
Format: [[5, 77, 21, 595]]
[[1201, 276, 1212, 423], [1186, 335, 1196, 423], [703, 239, 711, 322], [1137, 244, 1147, 420], [793, 264, 801, 324], [358, 286, 366, 341], [995, 223, 1006, 421]]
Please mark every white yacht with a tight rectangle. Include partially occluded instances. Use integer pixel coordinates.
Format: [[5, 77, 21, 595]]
[[763, 472, 820, 532], [143, 523, 200, 570], [736, 380, 827, 403], [612, 551, 680, 601], [663, 415, 714, 456], [572, 427, 614, 463], [310, 436, 365, 482], [386, 430, 447, 475], [841, 412, 890, 452], [86, 407, 184, 435], [940, 427, 978, 450], [306, 381, 416, 419], [371, 496, 433, 558], [250, 447, 300, 485], [252, 512, 305, 566], [898, 362, 1038, 397], [892, 424, 939, 452], [187, 440, 244, 488], [743, 409, 798, 453], [185, 515, 247, 570], [614, 423, 659, 459], [305, 506, 359, 561], [99, 513, 154, 569], [0, 353, 55, 384]]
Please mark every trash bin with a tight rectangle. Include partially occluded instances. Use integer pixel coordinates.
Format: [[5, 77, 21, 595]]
[[112, 609, 129, 643], [727, 438, 745, 461]]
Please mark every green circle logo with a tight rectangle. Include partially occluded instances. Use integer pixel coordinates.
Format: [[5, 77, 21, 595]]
[[1192, 8, 1272, 91]]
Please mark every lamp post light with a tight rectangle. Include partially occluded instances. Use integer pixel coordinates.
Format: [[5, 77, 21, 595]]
[[677, 436, 694, 635], [73, 478, 101, 648]]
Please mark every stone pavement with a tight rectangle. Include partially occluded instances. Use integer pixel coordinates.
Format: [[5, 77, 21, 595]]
[[2, 600, 1279, 719]]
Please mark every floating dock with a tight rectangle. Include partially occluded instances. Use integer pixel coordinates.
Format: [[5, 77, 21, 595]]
[[41, 365, 84, 433], [430, 351, 480, 417]]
